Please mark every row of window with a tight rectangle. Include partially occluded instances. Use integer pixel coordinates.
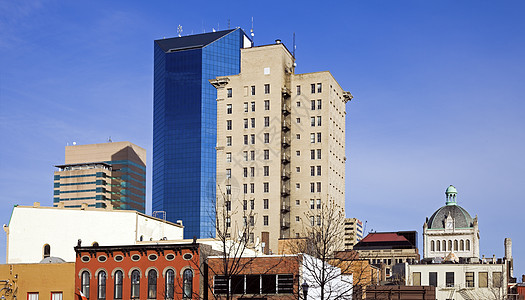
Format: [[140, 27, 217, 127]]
[[412, 271, 502, 288], [80, 268, 193, 300], [27, 292, 62, 300], [226, 149, 321, 163], [224, 182, 321, 194], [226, 83, 322, 99], [214, 274, 293, 295], [224, 132, 322, 147], [430, 239, 471, 252], [227, 99, 323, 116]]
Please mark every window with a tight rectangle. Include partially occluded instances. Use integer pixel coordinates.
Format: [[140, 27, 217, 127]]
[[317, 182, 321, 192], [310, 216, 315, 226], [248, 150, 254, 161], [263, 216, 269, 226], [277, 275, 294, 294], [448, 240, 452, 251], [183, 269, 193, 299], [226, 120, 232, 130], [250, 167, 255, 177], [413, 272, 421, 286], [479, 272, 488, 287], [310, 199, 315, 209], [311, 117, 315, 126], [249, 216, 254, 226], [442, 240, 446, 251], [296, 117, 300, 123], [51, 292, 62, 300], [226, 152, 232, 162], [226, 169, 231, 179], [226, 136, 232, 146], [466, 272, 474, 288], [454, 240, 458, 251], [264, 116, 269, 127], [251, 85, 255, 95], [493, 272, 502, 288], [251, 101, 255, 112], [148, 270, 157, 299], [226, 185, 231, 195], [310, 183, 315, 193], [226, 217, 231, 228], [114, 270, 123, 299], [250, 200, 255, 210], [296, 150, 300, 156], [81, 271, 90, 299], [296, 102, 301, 107], [429, 272, 437, 287], [316, 199, 321, 209], [437, 240, 441, 251], [131, 270, 140, 299], [317, 83, 322, 93], [27, 293, 39, 300], [263, 182, 269, 193], [263, 199, 269, 209], [296, 200, 300, 205], [98, 271, 106, 300], [244, 102, 248, 112], [227, 88, 232, 98], [317, 166, 321, 176], [264, 166, 269, 176], [317, 132, 321, 143], [165, 270, 175, 300], [264, 150, 269, 160], [251, 134, 255, 144], [225, 201, 231, 211], [264, 133, 269, 143], [264, 100, 270, 110], [310, 166, 315, 176], [466, 239, 471, 250], [243, 200, 248, 210], [311, 83, 316, 93], [446, 272, 454, 287], [243, 184, 248, 194], [296, 167, 300, 172], [296, 183, 300, 189], [43, 244, 50, 258], [264, 84, 270, 94], [296, 85, 301, 95], [317, 116, 322, 126], [317, 216, 321, 226], [244, 118, 248, 129], [310, 133, 315, 143], [296, 216, 300, 222], [460, 240, 464, 251], [431, 241, 435, 251], [226, 104, 232, 114], [317, 99, 322, 110], [296, 134, 300, 140], [243, 135, 248, 145], [243, 168, 248, 178], [250, 183, 255, 193]]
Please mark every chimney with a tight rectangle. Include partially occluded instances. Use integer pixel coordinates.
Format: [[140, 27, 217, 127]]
[[505, 238, 512, 259]]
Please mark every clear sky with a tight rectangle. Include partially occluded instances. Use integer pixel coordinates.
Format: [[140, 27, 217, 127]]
[[1, 0, 524, 277]]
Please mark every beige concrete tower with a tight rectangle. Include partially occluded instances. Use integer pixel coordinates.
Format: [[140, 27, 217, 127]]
[[212, 42, 352, 254]]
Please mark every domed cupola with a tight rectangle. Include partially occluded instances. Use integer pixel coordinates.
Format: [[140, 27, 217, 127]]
[[427, 185, 474, 229]]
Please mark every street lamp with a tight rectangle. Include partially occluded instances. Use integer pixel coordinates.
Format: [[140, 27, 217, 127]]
[[301, 281, 309, 299]]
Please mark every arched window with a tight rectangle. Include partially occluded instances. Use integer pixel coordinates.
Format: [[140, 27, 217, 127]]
[[81, 271, 90, 299], [437, 240, 441, 251], [466, 239, 471, 251], [182, 269, 193, 299], [442, 240, 446, 251], [114, 270, 123, 299], [98, 271, 106, 300], [460, 240, 465, 251], [148, 270, 157, 299], [43, 244, 51, 258], [165, 270, 175, 300], [448, 240, 452, 251], [431, 241, 435, 251], [131, 270, 140, 299], [454, 240, 458, 251]]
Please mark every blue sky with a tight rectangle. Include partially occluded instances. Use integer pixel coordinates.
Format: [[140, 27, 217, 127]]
[[1, 0, 524, 277]]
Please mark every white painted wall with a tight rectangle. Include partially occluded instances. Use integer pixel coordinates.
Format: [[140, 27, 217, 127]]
[[5, 205, 183, 263], [301, 254, 353, 300]]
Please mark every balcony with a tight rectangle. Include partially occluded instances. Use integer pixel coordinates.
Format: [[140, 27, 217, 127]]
[[281, 204, 290, 213], [281, 153, 290, 164], [281, 171, 290, 181], [282, 137, 290, 148], [281, 187, 290, 197], [282, 120, 290, 132], [282, 104, 290, 116], [281, 86, 291, 98], [281, 220, 290, 229]]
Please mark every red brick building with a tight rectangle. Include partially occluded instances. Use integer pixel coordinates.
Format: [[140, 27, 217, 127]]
[[75, 243, 205, 300]]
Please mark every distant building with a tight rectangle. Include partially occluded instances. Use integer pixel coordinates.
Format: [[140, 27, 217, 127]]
[[344, 218, 363, 250], [423, 185, 480, 261], [4, 203, 183, 263], [152, 29, 252, 239], [53, 141, 146, 212], [0, 261, 75, 300], [353, 231, 420, 279], [212, 41, 352, 254], [365, 285, 436, 300]]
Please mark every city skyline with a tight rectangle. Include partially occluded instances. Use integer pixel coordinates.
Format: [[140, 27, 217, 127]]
[[0, 0, 523, 277]]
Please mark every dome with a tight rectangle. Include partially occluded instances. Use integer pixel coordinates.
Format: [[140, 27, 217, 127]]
[[445, 185, 457, 195], [427, 204, 474, 229]]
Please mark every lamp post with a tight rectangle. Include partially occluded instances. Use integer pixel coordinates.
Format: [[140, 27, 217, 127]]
[[301, 281, 309, 299]]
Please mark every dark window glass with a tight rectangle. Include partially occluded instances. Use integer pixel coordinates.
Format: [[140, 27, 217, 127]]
[[277, 275, 294, 293], [81, 271, 90, 299], [166, 270, 175, 299], [114, 271, 123, 299], [148, 270, 157, 299], [98, 271, 106, 300], [131, 270, 140, 299], [183, 269, 193, 299], [429, 272, 437, 287], [43, 244, 50, 258], [446, 272, 454, 287], [246, 275, 260, 294], [261, 275, 276, 294], [214, 275, 228, 294]]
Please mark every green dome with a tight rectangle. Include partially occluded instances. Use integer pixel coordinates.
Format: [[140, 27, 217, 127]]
[[428, 204, 473, 229], [445, 185, 457, 195]]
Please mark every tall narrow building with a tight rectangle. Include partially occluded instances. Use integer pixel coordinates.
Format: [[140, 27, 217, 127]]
[[153, 29, 252, 239], [53, 141, 146, 212], [212, 41, 352, 254]]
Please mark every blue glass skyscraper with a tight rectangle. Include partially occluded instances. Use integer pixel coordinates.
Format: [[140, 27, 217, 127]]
[[153, 29, 250, 239]]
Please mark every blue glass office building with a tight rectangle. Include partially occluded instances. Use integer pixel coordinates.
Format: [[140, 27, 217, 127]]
[[153, 29, 250, 239]]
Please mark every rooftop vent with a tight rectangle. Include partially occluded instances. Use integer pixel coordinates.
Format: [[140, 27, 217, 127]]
[[275, 39, 281, 44]]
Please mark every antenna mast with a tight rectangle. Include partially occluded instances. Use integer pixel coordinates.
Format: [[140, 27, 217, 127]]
[[177, 25, 183, 37], [250, 17, 255, 46], [293, 32, 296, 58]]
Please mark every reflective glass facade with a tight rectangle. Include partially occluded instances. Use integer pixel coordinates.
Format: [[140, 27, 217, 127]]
[[153, 29, 247, 239]]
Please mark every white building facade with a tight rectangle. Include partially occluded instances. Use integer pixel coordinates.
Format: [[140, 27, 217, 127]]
[[4, 203, 183, 263]]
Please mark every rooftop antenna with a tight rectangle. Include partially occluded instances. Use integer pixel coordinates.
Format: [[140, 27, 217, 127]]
[[293, 32, 296, 58], [177, 25, 183, 37], [250, 17, 255, 46], [108, 136, 112, 143], [228, 19, 230, 29]]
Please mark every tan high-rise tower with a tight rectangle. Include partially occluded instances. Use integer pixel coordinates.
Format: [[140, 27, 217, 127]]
[[211, 42, 352, 254]]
